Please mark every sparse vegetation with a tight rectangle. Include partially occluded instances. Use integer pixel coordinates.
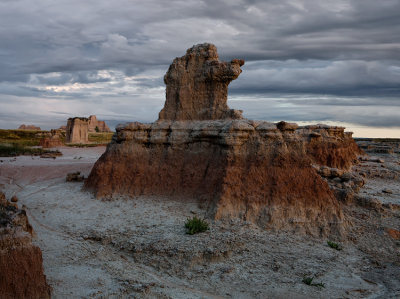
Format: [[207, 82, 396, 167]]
[[88, 132, 114, 145], [66, 143, 99, 148], [302, 276, 325, 288], [327, 240, 342, 251], [95, 126, 100, 132], [0, 143, 60, 157], [0, 129, 45, 147], [184, 216, 209, 235]]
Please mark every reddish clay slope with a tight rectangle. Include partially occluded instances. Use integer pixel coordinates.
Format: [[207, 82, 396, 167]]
[[0, 192, 51, 299]]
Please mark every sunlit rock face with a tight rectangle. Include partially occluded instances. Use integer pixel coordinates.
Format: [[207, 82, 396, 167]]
[[88, 115, 112, 133], [85, 44, 362, 236], [66, 117, 89, 144], [158, 43, 244, 121]]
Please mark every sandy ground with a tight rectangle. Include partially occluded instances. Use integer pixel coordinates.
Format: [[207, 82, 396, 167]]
[[0, 146, 399, 298]]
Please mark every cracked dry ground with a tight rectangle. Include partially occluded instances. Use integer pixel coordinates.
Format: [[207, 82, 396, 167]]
[[0, 145, 399, 298]]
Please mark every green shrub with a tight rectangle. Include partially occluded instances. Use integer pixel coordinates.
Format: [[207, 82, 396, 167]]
[[302, 276, 325, 288], [184, 216, 209, 235], [302, 277, 313, 285], [327, 240, 342, 251]]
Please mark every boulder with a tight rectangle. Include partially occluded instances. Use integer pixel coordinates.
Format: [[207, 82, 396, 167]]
[[66, 171, 84, 182]]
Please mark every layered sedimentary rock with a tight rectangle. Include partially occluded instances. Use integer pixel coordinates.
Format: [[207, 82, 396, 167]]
[[88, 115, 112, 133], [66, 117, 89, 144], [39, 129, 65, 148], [85, 43, 362, 235], [159, 43, 244, 121], [18, 124, 41, 131], [0, 192, 51, 298]]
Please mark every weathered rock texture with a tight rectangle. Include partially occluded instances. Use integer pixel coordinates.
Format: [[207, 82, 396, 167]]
[[158, 43, 244, 121], [85, 44, 362, 235], [0, 192, 51, 299], [66, 117, 89, 144], [18, 124, 41, 131], [88, 115, 112, 133], [39, 129, 65, 148]]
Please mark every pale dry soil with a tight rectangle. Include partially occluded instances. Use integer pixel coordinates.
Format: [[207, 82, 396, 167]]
[[0, 146, 399, 298]]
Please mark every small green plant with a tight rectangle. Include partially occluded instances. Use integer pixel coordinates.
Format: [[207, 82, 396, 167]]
[[302, 276, 325, 288], [184, 216, 209, 235], [95, 126, 100, 132], [327, 240, 342, 251], [302, 277, 313, 285]]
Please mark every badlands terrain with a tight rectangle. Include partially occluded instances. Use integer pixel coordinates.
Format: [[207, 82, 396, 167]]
[[0, 140, 399, 298], [1, 44, 399, 298]]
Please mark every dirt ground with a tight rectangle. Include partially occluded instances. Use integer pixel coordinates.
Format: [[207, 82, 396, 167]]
[[0, 145, 399, 298]]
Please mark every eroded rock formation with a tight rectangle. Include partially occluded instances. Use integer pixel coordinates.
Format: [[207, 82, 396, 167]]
[[18, 124, 41, 131], [159, 43, 244, 121], [85, 43, 362, 236], [0, 192, 51, 298], [88, 115, 112, 133], [39, 129, 65, 148], [66, 117, 89, 144]]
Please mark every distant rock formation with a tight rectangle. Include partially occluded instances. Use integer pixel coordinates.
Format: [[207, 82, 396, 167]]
[[0, 192, 51, 298], [88, 115, 112, 133], [18, 124, 41, 131], [159, 43, 244, 121], [85, 43, 362, 236], [66, 117, 89, 144], [39, 129, 65, 148]]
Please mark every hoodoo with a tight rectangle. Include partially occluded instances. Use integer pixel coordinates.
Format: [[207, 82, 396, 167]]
[[85, 43, 362, 235], [159, 43, 244, 121]]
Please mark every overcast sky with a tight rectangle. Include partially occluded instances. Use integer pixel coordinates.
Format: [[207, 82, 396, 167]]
[[0, 0, 399, 137]]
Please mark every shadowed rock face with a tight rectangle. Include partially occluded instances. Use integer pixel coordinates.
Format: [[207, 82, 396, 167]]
[[159, 43, 244, 121], [0, 192, 51, 299], [85, 43, 362, 236]]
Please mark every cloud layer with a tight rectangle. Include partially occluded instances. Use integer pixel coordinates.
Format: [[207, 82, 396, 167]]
[[0, 0, 399, 136]]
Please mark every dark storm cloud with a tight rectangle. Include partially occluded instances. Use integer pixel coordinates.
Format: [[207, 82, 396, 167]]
[[0, 0, 399, 132], [231, 60, 400, 97]]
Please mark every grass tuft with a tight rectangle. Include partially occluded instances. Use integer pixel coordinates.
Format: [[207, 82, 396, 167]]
[[184, 216, 209, 235], [302, 276, 325, 288], [327, 240, 342, 251]]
